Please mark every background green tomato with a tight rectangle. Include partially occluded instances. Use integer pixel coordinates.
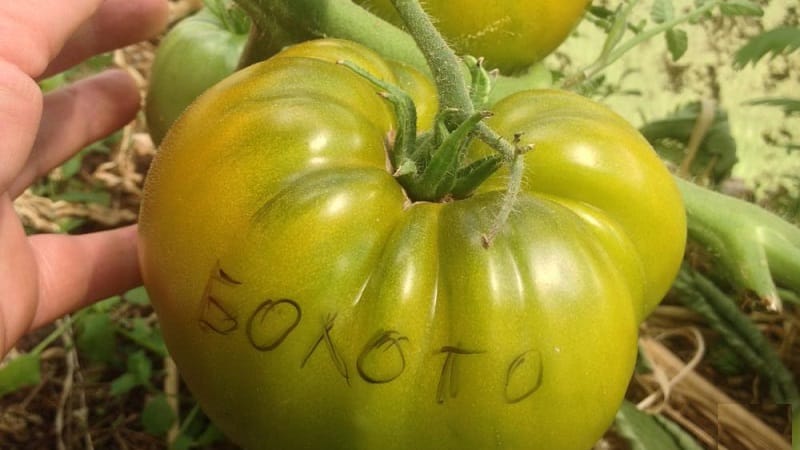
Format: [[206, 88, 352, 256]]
[[145, 5, 249, 145], [355, 0, 592, 73], [139, 39, 685, 449]]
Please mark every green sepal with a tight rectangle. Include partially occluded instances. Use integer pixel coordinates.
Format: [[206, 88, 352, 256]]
[[338, 60, 418, 175], [408, 111, 489, 201], [463, 55, 493, 110], [450, 154, 504, 199]]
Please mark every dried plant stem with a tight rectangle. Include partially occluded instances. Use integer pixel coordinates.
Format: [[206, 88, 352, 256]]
[[640, 338, 791, 450], [165, 355, 180, 445], [679, 98, 716, 178], [55, 318, 76, 450]]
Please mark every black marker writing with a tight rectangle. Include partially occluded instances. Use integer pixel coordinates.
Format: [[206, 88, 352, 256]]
[[504, 349, 543, 404], [246, 299, 302, 351], [199, 263, 241, 334], [357, 330, 409, 384], [301, 313, 350, 384], [436, 346, 485, 404]]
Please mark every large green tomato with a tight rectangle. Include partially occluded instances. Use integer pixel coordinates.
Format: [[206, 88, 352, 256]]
[[145, 3, 249, 145], [139, 39, 685, 449], [355, 0, 592, 72]]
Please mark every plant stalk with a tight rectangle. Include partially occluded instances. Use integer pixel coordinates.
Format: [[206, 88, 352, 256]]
[[233, 0, 427, 70], [568, 0, 722, 87], [389, 0, 473, 123]]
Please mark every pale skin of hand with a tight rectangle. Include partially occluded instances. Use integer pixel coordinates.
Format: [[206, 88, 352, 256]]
[[0, 0, 169, 356]]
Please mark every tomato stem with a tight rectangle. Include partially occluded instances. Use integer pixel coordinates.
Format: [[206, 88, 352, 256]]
[[676, 176, 800, 312], [388, 0, 473, 125], [387, 0, 529, 236], [234, 0, 554, 100], [232, 0, 311, 67], [233, 0, 428, 69], [482, 143, 531, 247]]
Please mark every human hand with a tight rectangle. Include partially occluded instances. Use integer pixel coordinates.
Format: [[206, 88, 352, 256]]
[[0, 0, 168, 355]]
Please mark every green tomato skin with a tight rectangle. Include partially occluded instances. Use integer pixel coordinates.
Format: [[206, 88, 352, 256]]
[[139, 39, 684, 450], [145, 7, 248, 145]]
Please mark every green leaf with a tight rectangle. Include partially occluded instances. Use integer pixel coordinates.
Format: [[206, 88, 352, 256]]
[[746, 97, 800, 117], [640, 102, 738, 183], [651, 0, 675, 24], [734, 27, 800, 68], [110, 372, 140, 396], [142, 394, 176, 436], [719, 0, 764, 17], [127, 350, 153, 383], [76, 312, 118, 364], [60, 152, 84, 179], [598, 3, 632, 61], [171, 434, 194, 450], [707, 341, 748, 376], [53, 189, 111, 206], [673, 266, 800, 408], [110, 351, 153, 395], [127, 318, 168, 357], [676, 179, 800, 307], [0, 354, 41, 398], [616, 400, 704, 450], [666, 28, 689, 60], [124, 286, 151, 306], [38, 73, 67, 93], [57, 217, 86, 233]]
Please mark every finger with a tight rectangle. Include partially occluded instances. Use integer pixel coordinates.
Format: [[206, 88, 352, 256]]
[[0, 0, 103, 77], [9, 69, 141, 198], [28, 225, 142, 332], [0, 197, 39, 354], [0, 60, 43, 193], [43, 0, 169, 78]]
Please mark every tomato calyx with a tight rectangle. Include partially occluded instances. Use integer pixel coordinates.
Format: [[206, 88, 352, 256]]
[[339, 61, 503, 202], [370, 0, 531, 245], [341, 61, 503, 203]]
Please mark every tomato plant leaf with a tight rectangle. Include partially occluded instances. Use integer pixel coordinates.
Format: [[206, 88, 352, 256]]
[[53, 189, 111, 206], [126, 318, 168, 357], [719, 0, 763, 17], [651, 0, 675, 24], [734, 26, 800, 68], [615, 400, 704, 450], [640, 102, 738, 183], [673, 266, 800, 411], [76, 311, 118, 364], [598, 2, 633, 62], [666, 28, 689, 60], [110, 372, 140, 396], [111, 350, 153, 395], [124, 286, 151, 306], [0, 353, 41, 398], [676, 178, 800, 311], [142, 393, 177, 436], [60, 152, 84, 179], [745, 97, 800, 117], [171, 434, 193, 450], [128, 351, 153, 384]]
